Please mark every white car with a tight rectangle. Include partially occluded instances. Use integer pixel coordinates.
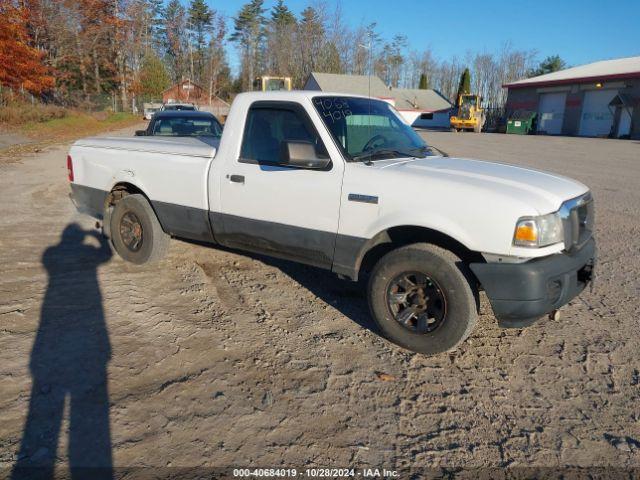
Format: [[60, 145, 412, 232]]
[[68, 91, 595, 354], [161, 103, 197, 112], [142, 107, 160, 120]]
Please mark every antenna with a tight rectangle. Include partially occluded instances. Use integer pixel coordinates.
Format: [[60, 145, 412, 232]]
[[367, 31, 372, 106], [363, 31, 373, 164], [358, 29, 374, 164]]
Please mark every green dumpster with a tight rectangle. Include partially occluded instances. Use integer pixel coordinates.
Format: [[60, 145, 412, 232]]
[[506, 110, 537, 134]]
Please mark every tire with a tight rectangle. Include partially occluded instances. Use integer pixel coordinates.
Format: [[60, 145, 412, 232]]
[[109, 194, 170, 264], [367, 243, 478, 355]]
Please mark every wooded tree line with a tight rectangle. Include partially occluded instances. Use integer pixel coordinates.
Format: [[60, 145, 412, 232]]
[[231, 0, 538, 107], [2, 0, 548, 110], [2, 0, 229, 110]]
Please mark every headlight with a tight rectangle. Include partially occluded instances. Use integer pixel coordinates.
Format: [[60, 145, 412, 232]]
[[513, 212, 564, 248]]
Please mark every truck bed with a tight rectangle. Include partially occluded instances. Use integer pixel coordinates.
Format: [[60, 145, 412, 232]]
[[69, 135, 220, 243], [74, 136, 219, 158]]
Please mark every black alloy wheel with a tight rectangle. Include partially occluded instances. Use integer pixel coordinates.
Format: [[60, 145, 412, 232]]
[[386, 271, 447, 334]]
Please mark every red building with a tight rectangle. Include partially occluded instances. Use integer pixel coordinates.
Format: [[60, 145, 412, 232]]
[[162, 79, 207, 104], [162, 79, 230, 120], [504, 56, 639, 139]]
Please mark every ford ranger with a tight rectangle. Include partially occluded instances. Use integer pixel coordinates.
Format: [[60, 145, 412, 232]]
[[68, 91, 595, 355]]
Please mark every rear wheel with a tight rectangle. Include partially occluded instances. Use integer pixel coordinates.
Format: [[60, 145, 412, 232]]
[[109, 194, 169, 264], [367, 243, 477, 355]]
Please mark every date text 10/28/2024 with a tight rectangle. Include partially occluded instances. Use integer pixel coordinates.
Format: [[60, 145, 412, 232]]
[[233, 468, 399, 478]]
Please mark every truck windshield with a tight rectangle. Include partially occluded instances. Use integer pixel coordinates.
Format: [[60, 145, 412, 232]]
[[461, 95, 477, 106], [312, 96, 432, 162]]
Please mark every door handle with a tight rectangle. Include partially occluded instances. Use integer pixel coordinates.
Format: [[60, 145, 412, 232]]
[[229, 174, 245, 184]]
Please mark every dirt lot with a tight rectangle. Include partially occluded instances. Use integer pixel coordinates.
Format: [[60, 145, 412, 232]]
[[0, 128, 639, 476]]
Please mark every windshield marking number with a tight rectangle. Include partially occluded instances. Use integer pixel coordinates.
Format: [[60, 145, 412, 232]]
[[314, 97, 352, 124]]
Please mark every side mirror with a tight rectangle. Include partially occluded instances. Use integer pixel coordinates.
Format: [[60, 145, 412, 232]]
[[280, 141, 330, 169], [135, 130, 147, 136]]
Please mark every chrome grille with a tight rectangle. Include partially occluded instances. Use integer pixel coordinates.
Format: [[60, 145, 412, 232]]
[[560, 192, 594, 251]]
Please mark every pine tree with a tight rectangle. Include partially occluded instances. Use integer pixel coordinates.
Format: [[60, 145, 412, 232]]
[[266, 0, 295, 78], [188, 0, 212, 53], [418, 73, 428, 89], [270, 0, 295, 27], [322, 42, 342, 74], [299, 6, 324, 79], [527, 55, 567, 78], [230, 0, 265, 90], [300, 6, 322, 30], [456, 68, 471, 99], [147, 0, 165, 49], [162, 0, 188, 82], [187, 0, 213, 83]]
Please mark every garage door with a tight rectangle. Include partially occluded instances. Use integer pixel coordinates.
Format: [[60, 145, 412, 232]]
[[537, 92, 566, 135], [578, 89, 618, 137]]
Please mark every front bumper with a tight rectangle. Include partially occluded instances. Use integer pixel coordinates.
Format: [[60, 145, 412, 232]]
[[451, 119, 476, 128], [470, 238, 596, 327]]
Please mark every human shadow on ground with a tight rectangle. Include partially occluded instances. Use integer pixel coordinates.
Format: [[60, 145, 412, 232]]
[[12, 224, 113, 480]]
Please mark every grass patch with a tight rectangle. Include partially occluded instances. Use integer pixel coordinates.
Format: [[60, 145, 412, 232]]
[[21, 111, 140, 142], [23, 111, 139, 137], [0, 108, 141, 161], [0, 102, 67, 124]]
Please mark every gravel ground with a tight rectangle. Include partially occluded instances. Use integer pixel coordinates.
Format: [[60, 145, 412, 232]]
[[0, 128, 638, 476], [0, 131, 33, 150]]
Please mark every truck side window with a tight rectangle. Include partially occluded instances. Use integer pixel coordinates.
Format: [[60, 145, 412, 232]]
[[240, 106, 327, 164]]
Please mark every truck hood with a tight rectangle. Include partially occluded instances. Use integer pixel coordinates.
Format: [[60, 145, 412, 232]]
[[376, 156, 588, 213]]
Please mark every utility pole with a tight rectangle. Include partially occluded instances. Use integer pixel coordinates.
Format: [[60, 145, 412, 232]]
[[187, 20, 195, 84]]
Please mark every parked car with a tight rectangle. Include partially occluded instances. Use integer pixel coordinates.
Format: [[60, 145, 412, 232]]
[[142, 102, 162, 120], [161, 103, 197, 111], [143, 108, 159, 120], [135, 111, 222, 138], [68, 91, 595, 355]]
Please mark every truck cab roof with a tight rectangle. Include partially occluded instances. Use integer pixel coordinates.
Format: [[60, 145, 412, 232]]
[[232, 90, 378, 103]]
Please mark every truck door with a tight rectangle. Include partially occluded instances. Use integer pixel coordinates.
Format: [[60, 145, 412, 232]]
[[216, 101, 344, 269]]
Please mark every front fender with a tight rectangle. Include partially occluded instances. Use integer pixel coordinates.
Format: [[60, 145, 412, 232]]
[[365, 211, 477, 252], [332, 217, 475, 281]]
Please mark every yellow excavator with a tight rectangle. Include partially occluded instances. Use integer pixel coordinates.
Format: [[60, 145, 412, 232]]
[[253, 76, 292, 92], [450, 94, 485, 132]]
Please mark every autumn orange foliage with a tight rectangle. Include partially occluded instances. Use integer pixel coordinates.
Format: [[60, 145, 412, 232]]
[[0, 0, 54, 94]]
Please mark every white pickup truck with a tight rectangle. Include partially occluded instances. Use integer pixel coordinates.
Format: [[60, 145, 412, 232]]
[[68, 91, 595, 355]]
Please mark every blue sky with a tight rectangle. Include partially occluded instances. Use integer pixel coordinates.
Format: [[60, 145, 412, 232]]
[[206, 0, 640, 73]]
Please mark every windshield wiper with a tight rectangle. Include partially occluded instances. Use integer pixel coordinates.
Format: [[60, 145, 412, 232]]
[[351, 148, 416, 163], [421, 145, 448, 157], [406, 145, 433, 157]]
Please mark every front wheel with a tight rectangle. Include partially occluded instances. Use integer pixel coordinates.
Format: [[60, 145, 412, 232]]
[[109, 194, 170, 264], [367, 244, 478, 355]]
